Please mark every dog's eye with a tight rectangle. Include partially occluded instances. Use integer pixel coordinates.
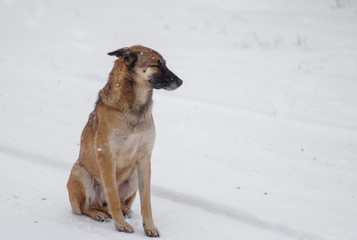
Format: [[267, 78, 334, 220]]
[[149, 60, 162, 69], [150, 65, 161, 69]]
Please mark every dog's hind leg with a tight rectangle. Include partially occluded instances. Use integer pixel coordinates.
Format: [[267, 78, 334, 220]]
[[118, 168, 138, 218], [121, 192, 136, 218], [89, 204, 112, 219], [67, 163, 111, 222], [99, 205, 112, 218], [82, 207, 110, 222], [67, 164, 85, 215]]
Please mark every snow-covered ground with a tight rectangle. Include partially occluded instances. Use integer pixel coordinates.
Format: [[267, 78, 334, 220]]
[[1, 0, 357, 239]]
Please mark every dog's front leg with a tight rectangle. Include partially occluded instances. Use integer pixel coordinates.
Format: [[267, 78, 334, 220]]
[[97, 152, 134, 233], [137, 154, 160, 237]]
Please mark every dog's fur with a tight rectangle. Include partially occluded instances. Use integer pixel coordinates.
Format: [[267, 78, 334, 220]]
[[66, 45, 182, 237]]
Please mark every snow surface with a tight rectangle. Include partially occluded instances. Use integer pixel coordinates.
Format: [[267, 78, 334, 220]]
[[1, 0, 357, 239]]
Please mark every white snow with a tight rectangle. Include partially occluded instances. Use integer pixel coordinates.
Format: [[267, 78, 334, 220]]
[[1, 0, 357, 239]]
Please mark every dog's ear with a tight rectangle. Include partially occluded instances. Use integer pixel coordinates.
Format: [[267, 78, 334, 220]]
[[108, 47, 137, 69], [107, 47, 129, 58]]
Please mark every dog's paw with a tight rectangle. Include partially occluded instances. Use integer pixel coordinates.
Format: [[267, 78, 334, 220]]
[[122, 207, 132, 218], [94, 212, 110, 222], [115, 221, 134, 233], [144, 226, 160, 237]]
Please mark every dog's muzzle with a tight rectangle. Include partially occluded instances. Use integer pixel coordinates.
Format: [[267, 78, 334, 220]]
[[150, 73, 183, 91], [164, 76, 183, 91]]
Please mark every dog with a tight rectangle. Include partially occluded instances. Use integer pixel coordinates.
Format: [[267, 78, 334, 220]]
[[66, 45, 182, 237]]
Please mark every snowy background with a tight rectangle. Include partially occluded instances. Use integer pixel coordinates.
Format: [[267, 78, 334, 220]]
[[1, 0, 357, 239]]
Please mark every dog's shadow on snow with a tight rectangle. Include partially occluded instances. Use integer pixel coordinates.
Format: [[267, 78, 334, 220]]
[[152, 186, 322, 240]]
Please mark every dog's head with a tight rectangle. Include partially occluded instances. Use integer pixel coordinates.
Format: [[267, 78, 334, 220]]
[[108, 45, 183, 91]]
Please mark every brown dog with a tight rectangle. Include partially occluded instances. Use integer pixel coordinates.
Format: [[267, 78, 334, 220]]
[[66, 45, 182, 237]]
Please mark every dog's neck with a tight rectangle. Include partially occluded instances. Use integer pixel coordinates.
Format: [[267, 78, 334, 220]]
[[97, 61, 153, 118]]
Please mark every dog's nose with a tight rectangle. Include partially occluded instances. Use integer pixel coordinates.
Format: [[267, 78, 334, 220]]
[[176, 78, 183, 87]]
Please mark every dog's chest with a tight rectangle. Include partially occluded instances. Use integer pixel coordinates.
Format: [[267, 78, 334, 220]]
[[109, 127, 155, 164]]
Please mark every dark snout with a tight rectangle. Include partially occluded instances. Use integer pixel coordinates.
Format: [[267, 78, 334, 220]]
[[150, 69, 183, 91], [164, 73, 183, 91]]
